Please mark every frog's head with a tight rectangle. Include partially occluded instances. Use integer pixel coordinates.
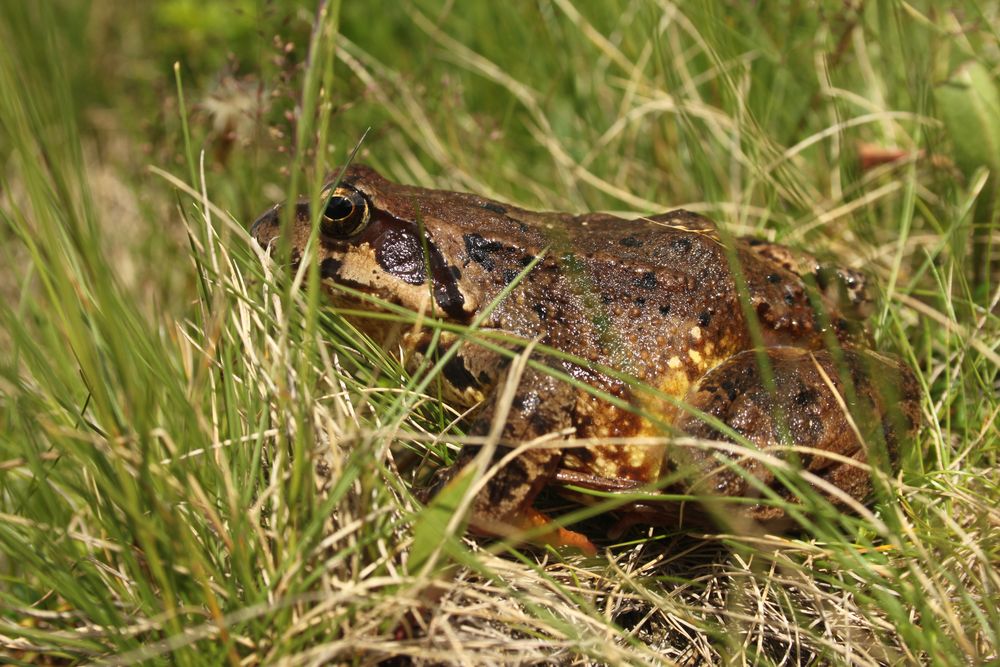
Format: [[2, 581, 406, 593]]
[[251, 164, 479, 320]]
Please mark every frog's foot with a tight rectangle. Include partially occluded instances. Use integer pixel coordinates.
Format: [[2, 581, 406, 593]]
[[464, 443, 597, 553], [472, 507, 597, 555]]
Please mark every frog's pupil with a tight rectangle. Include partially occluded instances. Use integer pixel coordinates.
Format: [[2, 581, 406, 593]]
[[325, 196, 354, 221]]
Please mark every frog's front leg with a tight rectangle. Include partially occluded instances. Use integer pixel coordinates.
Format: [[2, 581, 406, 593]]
[[446, 363, 597, 554]]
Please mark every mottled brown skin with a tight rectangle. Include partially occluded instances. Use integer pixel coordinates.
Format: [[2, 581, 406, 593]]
[[252, 164, 920, 551]]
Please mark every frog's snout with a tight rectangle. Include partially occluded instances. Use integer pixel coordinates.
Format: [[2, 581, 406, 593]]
[[250, 205, 280, 248]]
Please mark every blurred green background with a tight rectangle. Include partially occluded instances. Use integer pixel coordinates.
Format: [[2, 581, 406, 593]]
[[18, 1, 986, 208]]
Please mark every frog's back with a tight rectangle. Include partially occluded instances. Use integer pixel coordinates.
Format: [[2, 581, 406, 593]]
[[468, 206, 829, 392]]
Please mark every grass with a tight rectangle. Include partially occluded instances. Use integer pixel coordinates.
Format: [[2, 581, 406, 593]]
[[1, 0, 998, 664]]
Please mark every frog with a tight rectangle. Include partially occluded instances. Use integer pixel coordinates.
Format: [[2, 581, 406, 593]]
[[251, 164, 920, 553]]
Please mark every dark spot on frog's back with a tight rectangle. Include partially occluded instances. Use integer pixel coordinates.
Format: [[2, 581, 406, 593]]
[[480, 202, 507, 215], [463, 233, 504, 271], [721, 379, 738, 401], [638, 272, 657, 289], [619, 236, 643, 248], [795, 388, 818, 406], [671, 237, 693, 253]]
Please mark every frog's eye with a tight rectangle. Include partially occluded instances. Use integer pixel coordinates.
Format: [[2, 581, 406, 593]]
[[320, 188, 369, 238]]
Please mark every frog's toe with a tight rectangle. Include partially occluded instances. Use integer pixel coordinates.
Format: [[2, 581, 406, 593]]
[[473, 507, 597, 555]]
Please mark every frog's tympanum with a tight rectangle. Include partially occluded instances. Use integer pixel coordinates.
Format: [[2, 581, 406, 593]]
[[252, 164, 920, 553]]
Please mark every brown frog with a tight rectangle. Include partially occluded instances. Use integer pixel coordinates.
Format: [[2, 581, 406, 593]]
[[251, 164, 920, 553]]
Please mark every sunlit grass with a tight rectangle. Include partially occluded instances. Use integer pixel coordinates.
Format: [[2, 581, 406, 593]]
[[1, 1, 998, 665]]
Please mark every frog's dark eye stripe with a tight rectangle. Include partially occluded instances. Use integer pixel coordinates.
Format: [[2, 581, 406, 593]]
[[320, 188, 369, 238]]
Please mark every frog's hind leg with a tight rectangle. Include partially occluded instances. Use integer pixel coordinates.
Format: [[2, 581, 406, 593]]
[[673, 346, 920, 526]]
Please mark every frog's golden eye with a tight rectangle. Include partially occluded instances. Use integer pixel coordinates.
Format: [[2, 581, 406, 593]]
[[320, 188, 369, 238]]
